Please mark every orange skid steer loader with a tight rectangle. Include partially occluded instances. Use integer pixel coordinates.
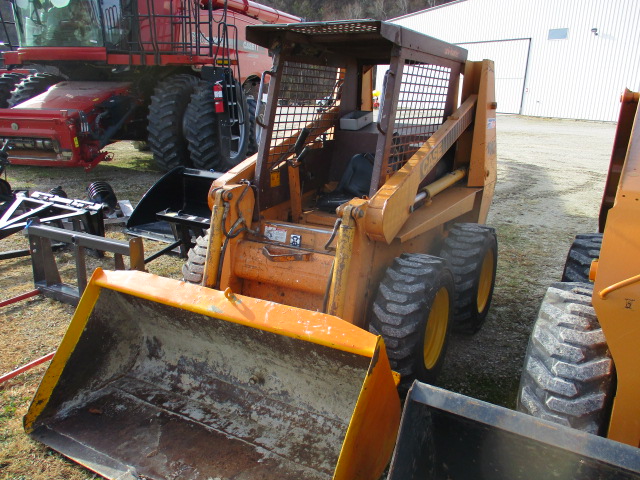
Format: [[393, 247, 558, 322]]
[[24, 21, 497, 479], [384, 90, 640, 480]]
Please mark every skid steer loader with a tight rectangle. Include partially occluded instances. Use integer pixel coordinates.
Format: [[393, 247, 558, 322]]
[[381, 90, 640, 480], [517, 89, 640, 448], [23, 20, 498, 479]]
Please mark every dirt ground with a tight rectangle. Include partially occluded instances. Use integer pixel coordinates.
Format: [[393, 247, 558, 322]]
[[439, 114, 616, 406], [0, 114, 617, 479]]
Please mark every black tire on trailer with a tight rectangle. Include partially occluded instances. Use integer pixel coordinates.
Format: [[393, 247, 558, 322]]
[[561, 233, 602, 283], [439, 223, 498, 334], [0, 72, 26, 108], [246, 96, 258, 156], [182, 230, 209, 284], [9, 73, 63, 106], [147, 74, 200, 172], [184, 83, 250, 171], [517, 282, 614, 436], [368, 254, 455, 392]]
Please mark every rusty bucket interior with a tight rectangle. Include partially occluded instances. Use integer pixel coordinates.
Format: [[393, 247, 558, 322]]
[[25, 269, 400, 480]]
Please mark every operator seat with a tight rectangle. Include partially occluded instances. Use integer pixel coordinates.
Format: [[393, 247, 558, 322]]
[[317, 152, 374, 212]]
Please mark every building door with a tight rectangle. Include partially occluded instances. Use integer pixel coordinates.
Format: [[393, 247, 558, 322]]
[[457, 38, 530, 114]]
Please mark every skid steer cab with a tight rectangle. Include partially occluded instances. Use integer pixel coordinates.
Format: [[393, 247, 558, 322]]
[[25, 20, 498, 479]]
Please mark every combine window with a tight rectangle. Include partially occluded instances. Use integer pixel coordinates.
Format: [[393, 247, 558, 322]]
[[14, 0, 104, 47]]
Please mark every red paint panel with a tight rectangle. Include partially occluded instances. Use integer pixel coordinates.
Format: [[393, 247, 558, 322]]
[[4, 47, 107, 65], [14, 82, 131, 111]]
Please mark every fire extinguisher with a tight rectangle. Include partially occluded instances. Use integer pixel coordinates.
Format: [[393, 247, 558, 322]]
[[213, 82, 224, 113]]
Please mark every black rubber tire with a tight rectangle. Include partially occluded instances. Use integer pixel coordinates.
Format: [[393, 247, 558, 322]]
[[147, 74, 200, 172], [184, 84, 222, 171], [561, 233, 602, 283], [246, 96, 258, 156], [9, 73, 63, 106], [0, 73, 26, 108], [369, 253, 454, 392], [440, 223, 498, 334], [0, 178, 11, 196], [182, 230, 209, 284], [517, 282, 614, 435], [184, 83, 250, 171]]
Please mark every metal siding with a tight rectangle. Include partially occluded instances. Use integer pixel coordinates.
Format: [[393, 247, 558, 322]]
[[458, 39, 530, 114], [393, 0, 640, 121]]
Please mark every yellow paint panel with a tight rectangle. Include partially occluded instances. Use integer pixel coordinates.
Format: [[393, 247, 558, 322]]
[[24, 281, 102, 432], [335, 337, 401, 479], [92, 269, 378, 357], [270, 170, 281, 187]]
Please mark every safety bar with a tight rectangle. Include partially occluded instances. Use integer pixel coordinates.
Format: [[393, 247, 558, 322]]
[[599, 272, 640, 299]]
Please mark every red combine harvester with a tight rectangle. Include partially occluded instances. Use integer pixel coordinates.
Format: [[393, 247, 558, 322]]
[[0, 0, 300, 170]]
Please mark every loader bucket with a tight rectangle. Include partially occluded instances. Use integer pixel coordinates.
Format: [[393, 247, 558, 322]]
[[24, 269, 401, 480], [388, 382, 640, 480]]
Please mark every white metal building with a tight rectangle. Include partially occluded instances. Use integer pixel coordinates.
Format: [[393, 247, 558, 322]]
[[389, 0, 640, 121]]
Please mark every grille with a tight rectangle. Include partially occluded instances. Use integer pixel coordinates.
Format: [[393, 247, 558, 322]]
[[271, 21, 380, 36], [385, 61, 451, 175], [265, 62, 344, 171]]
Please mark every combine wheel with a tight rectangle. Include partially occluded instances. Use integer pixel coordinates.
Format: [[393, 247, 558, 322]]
[[184, 85, 222, 171], [184, 83, 250, 171], [182, 230, 209, 284], [9, 73, 63, 106], [561, 233, 602, 283], [440, 223, 497, 334], [147, 74, 200, 171], [246, 96, 258, 156], [0, 73, 26, 107], [517, 282, 614, 435], [369, 254, 454, 392]]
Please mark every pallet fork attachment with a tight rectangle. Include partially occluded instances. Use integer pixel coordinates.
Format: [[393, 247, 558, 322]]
[[24, 269, 401, 480], [26, 224, 145, 304]]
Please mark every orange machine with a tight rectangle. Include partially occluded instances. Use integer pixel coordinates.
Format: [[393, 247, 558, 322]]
[[518, 89, 640, 448], [24, 21, 498, 479]]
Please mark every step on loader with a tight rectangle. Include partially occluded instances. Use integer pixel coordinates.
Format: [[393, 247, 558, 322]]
[[24, 20, 498, 479]]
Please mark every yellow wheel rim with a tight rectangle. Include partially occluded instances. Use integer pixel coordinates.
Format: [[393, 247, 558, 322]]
[[477, 249, 495, 313], [423, 287, 450, 370]]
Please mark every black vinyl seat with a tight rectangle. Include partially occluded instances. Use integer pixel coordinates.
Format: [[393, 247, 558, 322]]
[[317, 152, 374, 212]]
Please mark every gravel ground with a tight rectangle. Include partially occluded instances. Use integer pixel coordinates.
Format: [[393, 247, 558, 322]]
[[0, 114, 618, 477]]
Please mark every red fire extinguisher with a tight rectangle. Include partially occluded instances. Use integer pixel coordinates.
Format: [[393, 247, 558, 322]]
[[213, 82, 224, 113]]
